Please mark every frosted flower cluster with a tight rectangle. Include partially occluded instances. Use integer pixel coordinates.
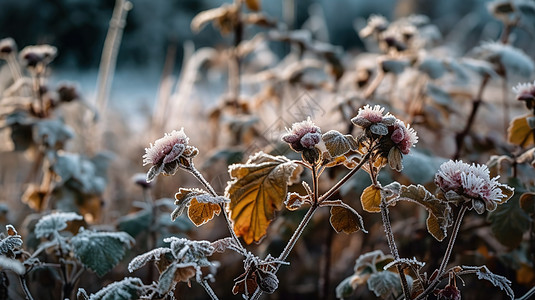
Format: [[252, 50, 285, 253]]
[[512, 81, 535, 109], [143, 128, 198, 182], [281, 117, 321, 152], [435, 160, 513, 214], [352, 104, 418, 155]]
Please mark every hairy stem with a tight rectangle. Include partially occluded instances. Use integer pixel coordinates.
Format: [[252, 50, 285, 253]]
[[187, 165, 245, 254], [19, 275, 34, 300], [454, 75, 490, 160], [415, 205, 468, 300], [380, 200, 411, 300]]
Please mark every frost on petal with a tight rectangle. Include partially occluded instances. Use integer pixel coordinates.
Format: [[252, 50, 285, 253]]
[[512, 81, 535, 101], [281, 117, 321, 152], [143, 129, 189, 166]]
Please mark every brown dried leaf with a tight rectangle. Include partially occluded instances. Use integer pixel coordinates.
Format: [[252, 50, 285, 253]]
[[507, 114, 535, 147], [226, 152, 299, 244], [329, 205, 364, 234], [188, 198, 221, 226]]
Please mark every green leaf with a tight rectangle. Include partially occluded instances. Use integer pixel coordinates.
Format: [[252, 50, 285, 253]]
[[226, 152, 300, 244], [488, 192, 531, 248], [35, 212, 83, 238], [367, 271, 399, 298], [322, 130, 352, 157], [87, 277, 144, 300], [399, 185, 452, 241], [117, 209, 152, 238], [71, 229, 134, 277]]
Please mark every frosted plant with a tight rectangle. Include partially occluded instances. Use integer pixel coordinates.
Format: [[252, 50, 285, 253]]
[[143, 128, 199, 182], [435, 160, 513, 213], [19, 44, 57, 71]]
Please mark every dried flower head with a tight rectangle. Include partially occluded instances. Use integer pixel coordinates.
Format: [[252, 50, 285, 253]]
[[19, 45, 57, 71], [0, 38, 17, 59], [281, 117, 321, 152], [143, 129, 199, 182], [351, 105, 396, 136], [435, 160, 513, 213], [512, 81, 535, 109]]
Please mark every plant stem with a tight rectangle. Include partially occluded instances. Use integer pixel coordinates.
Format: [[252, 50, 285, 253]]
[[454, 75, 490, 160], [380, 200, 411, 300], [414, 205, 468, 300], [187, 165, 246, 254], [517, 285, 535, 300], [19, 275, 34, 300], [200, 279, 219, 300]]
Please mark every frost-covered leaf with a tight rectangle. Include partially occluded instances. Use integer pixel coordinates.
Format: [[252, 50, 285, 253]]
[[367, 271, 399, 298], [87, 277, 144, 300], [399, 185, 452, 241], [71, 229, 134, 277], [507, 114, 535, 147], [211, 237, 237, 253], [488, 185, 530, 248], [172, 188, 228, 226], [354, 250, 394, 276], [418, 57, 446, 79], [226, 152, 300, 244], [387, 147, 403, 172], [361, 185, 382, 213], [335, 276, 356, 299], [117, 209, 152, 238], [128, 247, 173, 272], [32, 119, 74, 148], [326, 201, 366, 234], [461, 265, 514, 299], [474, 41, 534, 78], [158, 262, 197, 294], [285, 192, 308, 211], [0, 225, 23, 257], [0, 256, 25, 275], [383, 258, 425, 272], [164, 237, 214, 264], [35, 212, 83, 238], [322, 130, 353, 157]]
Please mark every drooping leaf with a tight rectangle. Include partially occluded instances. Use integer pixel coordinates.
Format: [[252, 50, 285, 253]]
[[172, 188, 228, 226], [86, 277, 144, 300], [328, 203, 365, 234], [226, 152, 300, 244], [335, 276, 356, 299], [360, 185, 382, 213], [488, 192, 530, 248], [461, 265, 514, 299], [71, 229, 134, 277], [0, 225, 23, 257], [322, 130, 353, 157], [507, 114, 535, 147], [0, 256, 25, 275], [285, 192, 308, 211], [387, 147, 403, 172], [188, 198, 222, 226], [34, 212, 83, 238], [367, 271, 400, 298], [354, 250, 394, 276], [211, 237, 237, 253], [399, 185, 452, 241]]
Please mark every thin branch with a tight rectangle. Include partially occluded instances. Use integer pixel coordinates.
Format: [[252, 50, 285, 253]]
[[19, 275, 34, 300], [200, 279, 219, 300]]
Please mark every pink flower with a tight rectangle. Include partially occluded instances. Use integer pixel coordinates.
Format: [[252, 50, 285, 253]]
[[390, 120, 418, 155], [143, 129, 198, 182], [282, 117, 321, 152], [435, 160, 513, 213]]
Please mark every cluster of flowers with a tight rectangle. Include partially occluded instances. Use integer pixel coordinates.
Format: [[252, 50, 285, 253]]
[[435, 160, 512, 214]]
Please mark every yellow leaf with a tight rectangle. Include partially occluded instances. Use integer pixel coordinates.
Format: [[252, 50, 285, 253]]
[[329, 206, 363, 234], [507, 114, 535, 146], [226, 152, 299, 244], [188, 198, 221, 226], [361, 185, 382, 213], [245, 0, 261, 11]]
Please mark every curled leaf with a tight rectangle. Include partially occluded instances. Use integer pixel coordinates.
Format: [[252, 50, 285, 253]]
[[322, 130, 353, 157], [172, 188, 228, 226], [329, 205, 365, 234]]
